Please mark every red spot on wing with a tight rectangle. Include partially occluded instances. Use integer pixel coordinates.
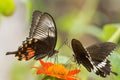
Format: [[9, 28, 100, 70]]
[[26, 48, 35, 60]]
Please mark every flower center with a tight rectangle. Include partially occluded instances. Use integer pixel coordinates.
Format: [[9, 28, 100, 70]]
[[48, 64, 68, 76]]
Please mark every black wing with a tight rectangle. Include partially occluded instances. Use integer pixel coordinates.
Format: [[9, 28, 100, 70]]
[[32, 11, 57, 47], [30, 11, 57, 43], [29, 11, 42, 38], [86, 42, 117, 77], [31, 11, 57, 59], [71, 39, 117, 77], [86, 42, 117, 65], [6, 11, 57, 61], [71, 39, 93, 72]]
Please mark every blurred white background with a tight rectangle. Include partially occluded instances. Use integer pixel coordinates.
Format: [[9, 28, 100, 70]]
[[0, 0, 27, 80]]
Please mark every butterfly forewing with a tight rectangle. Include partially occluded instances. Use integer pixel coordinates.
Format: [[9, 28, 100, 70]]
[[29, 11, 42, 38], [71, 39, 93, 72], [32, 12, 57, 59], [33, 13, 57, 46]]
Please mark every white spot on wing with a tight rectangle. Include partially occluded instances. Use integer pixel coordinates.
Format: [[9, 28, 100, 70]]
[[85, 48, 98, 72], [96, 59, 107, 69], [48, 27, 55, 37]]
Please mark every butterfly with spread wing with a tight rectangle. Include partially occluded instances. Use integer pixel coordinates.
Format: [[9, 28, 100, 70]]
[[71, 39, 117, 77], [6, 11, 58, 61]]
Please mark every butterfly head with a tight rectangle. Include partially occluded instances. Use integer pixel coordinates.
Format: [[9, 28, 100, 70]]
[[54, 50, 59, 54]]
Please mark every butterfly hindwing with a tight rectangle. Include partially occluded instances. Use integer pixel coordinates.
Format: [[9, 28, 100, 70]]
[[86, 42, 117, 77], [87, 42, 117, 63]]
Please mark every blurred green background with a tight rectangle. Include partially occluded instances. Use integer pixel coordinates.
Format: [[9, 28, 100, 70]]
[[0, 0, 120, 80]]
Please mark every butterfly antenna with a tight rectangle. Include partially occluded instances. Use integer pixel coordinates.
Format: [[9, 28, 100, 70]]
[[64, 39, 72, 49], [64, 56, 73, 66], [111, 71, 118, 76], [57, 38, 68, 51]]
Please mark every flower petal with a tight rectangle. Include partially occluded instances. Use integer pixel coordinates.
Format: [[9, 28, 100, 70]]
[[39, 60, 45, 67], [32, 60, 81, 80], [66, 77, 76, 80], [32, 66, 44, 74], [67, 70, 81, 76], [37, 69, 44, 74], [39, 60, 53, 69], [31, 66, 40, 70]]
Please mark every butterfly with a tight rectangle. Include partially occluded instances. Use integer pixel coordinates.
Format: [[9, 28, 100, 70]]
[[6, 11, 58, 61], [71, 39, 117, 77]]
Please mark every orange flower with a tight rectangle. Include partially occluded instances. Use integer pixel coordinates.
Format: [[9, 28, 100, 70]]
[[32, 60, 81, 80]]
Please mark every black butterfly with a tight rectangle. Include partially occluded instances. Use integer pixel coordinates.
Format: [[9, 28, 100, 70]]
[[71, 39, 117, 77], [6, 11, 58, 61]]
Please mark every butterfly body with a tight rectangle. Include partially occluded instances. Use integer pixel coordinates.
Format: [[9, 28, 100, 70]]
[[71, 39, 117, 77], [6, 11, 58, 61]]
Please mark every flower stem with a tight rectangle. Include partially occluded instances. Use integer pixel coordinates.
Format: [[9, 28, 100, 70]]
[[108, 28, 120, 43]]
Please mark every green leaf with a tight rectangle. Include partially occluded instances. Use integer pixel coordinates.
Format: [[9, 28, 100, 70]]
[[109, 53, 120, 80], [0, 0, 15, 16]]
